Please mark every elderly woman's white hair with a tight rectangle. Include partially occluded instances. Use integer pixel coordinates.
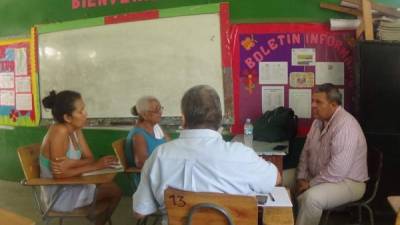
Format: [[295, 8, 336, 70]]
[[131, 96, 160, 117]]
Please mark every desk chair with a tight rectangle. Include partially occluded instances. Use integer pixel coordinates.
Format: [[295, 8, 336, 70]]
[[17, 144, 112, 225], [112, 138, 141, 193], [323, 146, 383, 225], [112, 138, 160, 225], [164, 187, 258, 225]]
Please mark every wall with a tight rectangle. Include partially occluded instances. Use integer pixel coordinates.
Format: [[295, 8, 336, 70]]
[[0, 0, 378, 38], [1, 0, 400, 194]]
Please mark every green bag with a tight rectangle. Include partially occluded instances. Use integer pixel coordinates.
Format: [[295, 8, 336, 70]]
[[253, 106, 298, 142]]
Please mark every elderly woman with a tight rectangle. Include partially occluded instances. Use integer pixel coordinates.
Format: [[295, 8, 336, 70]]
[[125, 96, 169, 169], [40, 90, 122, 225]]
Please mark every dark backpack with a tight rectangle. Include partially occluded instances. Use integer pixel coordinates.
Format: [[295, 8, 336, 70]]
[[253, 106, 298, 142]]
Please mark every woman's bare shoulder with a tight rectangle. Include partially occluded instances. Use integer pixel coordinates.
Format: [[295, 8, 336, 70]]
[[42, 124, 69, 157], [47, 124, 69, 138]]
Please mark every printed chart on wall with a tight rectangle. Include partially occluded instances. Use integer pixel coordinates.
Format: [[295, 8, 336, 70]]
[[232, 24, 355, 135], [0, 33, 39, 126]]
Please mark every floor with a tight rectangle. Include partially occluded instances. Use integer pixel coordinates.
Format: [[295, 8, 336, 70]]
[[0, 180, 396, 225], [0, 180, 137, 225]]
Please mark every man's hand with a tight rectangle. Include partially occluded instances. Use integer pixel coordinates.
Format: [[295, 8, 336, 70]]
[[295, 179, 310, 196]]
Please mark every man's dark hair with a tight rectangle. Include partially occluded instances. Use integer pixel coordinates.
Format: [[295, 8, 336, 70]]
[[314, 83, 342, 105], [181, 85, 222, 130]]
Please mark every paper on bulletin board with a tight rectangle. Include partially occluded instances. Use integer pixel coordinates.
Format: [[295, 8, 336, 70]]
[[15, 76, 31, 92], [315, 62, 344, 85], [0, 72, 15, 88], [291, 48, 315, 66], [289, 89, 311, 118], [0, 90, 15, 106], [261, 86, 284, 113], [259, 62, 288, 84], [16, 93, 33, 111], [289, 72, 314, 88], [14, 48, 28, 76]]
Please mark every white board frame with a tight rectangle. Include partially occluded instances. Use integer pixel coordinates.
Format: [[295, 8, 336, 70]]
[[38, 10, 230, 125]]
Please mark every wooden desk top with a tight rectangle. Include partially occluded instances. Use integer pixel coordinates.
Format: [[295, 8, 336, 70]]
[[388, 196, 400, 212], [232, 135, 289, 156], [25, 173, 116, 186], [263, 188, 294, 225], [0, 208, 35, 225], [263, 207, 294, 225]]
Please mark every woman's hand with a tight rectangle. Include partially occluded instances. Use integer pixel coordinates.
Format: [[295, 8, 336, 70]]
[[96, 155, 118, 169], [51, 158, 77, 175]]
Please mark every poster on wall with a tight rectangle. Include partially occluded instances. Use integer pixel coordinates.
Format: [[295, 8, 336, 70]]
[[0, 32, 39, 126], [232, 24, 355, 135]]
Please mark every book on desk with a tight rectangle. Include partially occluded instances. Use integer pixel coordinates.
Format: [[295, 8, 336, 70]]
[[82, 163, 124, 176]]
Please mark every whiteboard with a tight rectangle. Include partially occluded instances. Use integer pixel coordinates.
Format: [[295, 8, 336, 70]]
[[38, 14, 224, 119]]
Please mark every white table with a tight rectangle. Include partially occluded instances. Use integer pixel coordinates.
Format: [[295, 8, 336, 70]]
[[232, 134, 289, 174]]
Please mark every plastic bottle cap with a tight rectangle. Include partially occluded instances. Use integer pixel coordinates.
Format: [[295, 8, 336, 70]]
[[246, 118, 251, 123]]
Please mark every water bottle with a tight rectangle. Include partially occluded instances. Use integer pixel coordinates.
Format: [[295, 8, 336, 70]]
[[243, 118, 253, 147]]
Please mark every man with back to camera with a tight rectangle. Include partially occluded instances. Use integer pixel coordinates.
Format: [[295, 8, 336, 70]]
[[132, 84, 281, 224], [295, 83, 368, 225]]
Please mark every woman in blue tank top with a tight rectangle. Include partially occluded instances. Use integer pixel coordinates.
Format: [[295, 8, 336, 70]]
[[40, 90, 122, 225], [125, 96, 169, 169]]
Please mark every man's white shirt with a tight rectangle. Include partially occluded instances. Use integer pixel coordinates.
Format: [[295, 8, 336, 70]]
[[132, 129, 278, 216]]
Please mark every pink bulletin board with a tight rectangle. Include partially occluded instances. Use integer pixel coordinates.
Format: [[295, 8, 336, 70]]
[[230, 23, 356, 136], [0, 28, 39, 126]]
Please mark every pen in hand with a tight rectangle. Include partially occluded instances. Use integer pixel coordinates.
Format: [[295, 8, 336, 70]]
[[268, 192, 275, 202]]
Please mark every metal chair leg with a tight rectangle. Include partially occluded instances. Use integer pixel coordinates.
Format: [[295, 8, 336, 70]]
[[126, 173, 136, 194], [150, 215, 160, 225], [140, 216, 149, 225], [323, 210, 331, 225], [135, 218, 143, 225], [357, 205, 362, 224], [363, 204, 374, 225]]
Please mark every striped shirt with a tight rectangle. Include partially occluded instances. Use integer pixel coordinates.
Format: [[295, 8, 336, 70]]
[[297, 106, 368, 186]]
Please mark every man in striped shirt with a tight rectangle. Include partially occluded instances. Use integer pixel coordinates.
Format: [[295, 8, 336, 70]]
[[295, 83, 368, 225]]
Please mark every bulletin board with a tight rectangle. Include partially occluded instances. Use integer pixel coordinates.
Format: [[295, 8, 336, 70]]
[[0, 28, 39, 126], [231, 24, 355, 136], [37, 3, 232, 125]]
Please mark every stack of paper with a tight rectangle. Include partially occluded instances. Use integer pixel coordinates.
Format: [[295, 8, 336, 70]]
[[257, 186, 293, 207], [377, 19, 400, 41]]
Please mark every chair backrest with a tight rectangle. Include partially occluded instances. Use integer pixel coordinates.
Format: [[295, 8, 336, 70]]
[[164, 187, 258, 225], [112, 138, 129, 170], [364, 146, 383, 203], [17, 143, 41, 181]]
